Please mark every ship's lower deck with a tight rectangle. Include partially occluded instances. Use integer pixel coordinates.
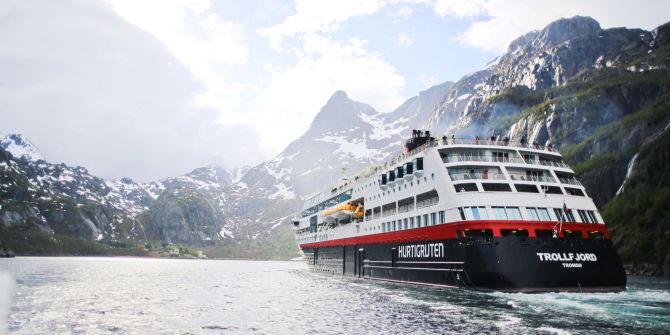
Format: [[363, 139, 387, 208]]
[[299, 223, 627, 292]]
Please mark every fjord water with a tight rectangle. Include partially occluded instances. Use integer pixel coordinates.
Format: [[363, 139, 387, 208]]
[[1, 258, 669, 334]]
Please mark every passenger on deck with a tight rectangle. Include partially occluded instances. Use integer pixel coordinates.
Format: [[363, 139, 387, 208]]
[[475, 135, 480, 144], [442, 135, 447, 144]]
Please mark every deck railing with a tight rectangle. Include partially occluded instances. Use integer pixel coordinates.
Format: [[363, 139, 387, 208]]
[[449, 173, 507, 181]]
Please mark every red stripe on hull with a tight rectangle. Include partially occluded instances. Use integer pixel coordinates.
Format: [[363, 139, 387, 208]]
[[299, 220, 610, 248]]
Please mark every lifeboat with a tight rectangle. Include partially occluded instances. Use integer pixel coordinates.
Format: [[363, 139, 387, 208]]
[[352, 204, 364, 219], [322, 203, 357, 221]]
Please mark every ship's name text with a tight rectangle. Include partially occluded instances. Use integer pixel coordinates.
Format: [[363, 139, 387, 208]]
[[398, 243, 444, 258], [536, 253, 597, 262]]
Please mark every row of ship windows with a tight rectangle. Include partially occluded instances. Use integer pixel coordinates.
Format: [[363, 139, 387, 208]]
[[368, 175, 433, 201], [457, 206, 600, 224], [363, 211, 446, 233]]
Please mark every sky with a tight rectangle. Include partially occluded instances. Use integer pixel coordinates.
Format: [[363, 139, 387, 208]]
[[0, 0, 668, 181]]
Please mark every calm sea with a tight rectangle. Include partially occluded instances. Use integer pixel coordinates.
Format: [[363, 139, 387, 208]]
[[0, 257, 669, 334]]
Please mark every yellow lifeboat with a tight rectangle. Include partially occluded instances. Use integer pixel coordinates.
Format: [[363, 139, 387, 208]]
[[352, 204, 364, 219], [322, 203, 363, 221]]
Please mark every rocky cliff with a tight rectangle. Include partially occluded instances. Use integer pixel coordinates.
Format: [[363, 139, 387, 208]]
[[1, 16, 669, 270]]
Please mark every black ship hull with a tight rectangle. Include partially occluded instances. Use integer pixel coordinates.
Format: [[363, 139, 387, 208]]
[[301, 236, 626, 292]]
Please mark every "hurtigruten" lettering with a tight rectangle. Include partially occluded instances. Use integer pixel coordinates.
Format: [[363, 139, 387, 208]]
[[398, 243, 444, 258]]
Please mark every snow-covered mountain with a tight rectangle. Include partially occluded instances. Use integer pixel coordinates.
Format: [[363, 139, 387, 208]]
[[0, 133, 45, 162], [2, 16, 669, 266], [216, 84, 451, 245]]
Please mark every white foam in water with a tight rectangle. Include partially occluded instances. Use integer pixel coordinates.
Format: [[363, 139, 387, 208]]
[[536, 326, 572, 335], [0, 272, 14, 335]]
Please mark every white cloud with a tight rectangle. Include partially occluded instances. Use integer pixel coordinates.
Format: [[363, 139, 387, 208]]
[[433, 0, 670, 52], [397, 32, 414, 47], [252, 33, 405, 154], [433, 0, 487, 18], [0, 0, 262, 181], [391, 5, 414, 19], [257, 0, 386, 51], [110, 0, 248, 111]]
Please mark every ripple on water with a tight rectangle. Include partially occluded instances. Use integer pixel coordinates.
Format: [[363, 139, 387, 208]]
[[0, 258, 669, 334]]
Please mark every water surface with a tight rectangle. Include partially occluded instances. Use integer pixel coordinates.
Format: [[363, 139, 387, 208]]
[[1, 257, 669, 334]]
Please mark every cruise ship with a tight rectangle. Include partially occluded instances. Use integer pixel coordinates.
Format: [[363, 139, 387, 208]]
[[293, 130, 626, 292]]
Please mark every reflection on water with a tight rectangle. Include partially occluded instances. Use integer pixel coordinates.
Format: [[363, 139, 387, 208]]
[[1, 257, 669, 334]]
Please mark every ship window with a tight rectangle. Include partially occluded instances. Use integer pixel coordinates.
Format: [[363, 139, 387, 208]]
[[430, 213, 436, 226], [482, 183, 512, 192], [526, 207, 551, 221], [396, 166, 404, 178], [535, 229, 554, 238], [439, 211, 445, 224], [500, 229, 529, 237], [467, 206, 488, 220], [491, 206, 507, 220], [413, 157, 423, 171], [463, 229, 493, 237], [416, 190, 439, 208], [310, 215, 318, 233], [553, 208, 576, 222], [587, 211, 599, 223], [577, 210, 589, 223], [373, 206, 381, 219], [505, 207, 522, 220], [416, 215, 422, 227], [563, 230, 583, 239], [588, 231, 605, 239], [458, 208, 466, 221], [403, 218, 408, 230], [515, 184, 539, 193], [454, 183, 478, 192], [410, 217, 415, 228], [423, 214, 429, 226], [565, 187, 585, 196], [541, 185, 563, 194]]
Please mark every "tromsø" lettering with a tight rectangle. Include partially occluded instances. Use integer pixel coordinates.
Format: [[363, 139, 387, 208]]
[[536, 252, 597, 262], [398, 243, 444, 258]]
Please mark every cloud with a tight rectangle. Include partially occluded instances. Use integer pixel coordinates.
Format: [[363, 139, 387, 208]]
[[390, 5, 414, 20], [110, 0, 248, 111], [252, 33, 405, 154], [433, 0, 487, 18], [433, 0, 670, 52], [397, 32, 414, 47], [257, 0, 386, 51], [0, 0, 262, 181]]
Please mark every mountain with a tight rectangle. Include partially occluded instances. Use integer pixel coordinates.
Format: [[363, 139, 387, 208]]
[[1, 16, 669, 272], [424, 17, 670, 275], [0, 133, 44, 162], [0, 143, 238, 254], [215, 84, 452, 255]]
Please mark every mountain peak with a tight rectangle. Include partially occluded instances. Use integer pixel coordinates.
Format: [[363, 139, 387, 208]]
[[0, 133, 44, 162], [539, 16, 601, 44], [328, 90, 350, 103], [507, 16, 601, 52]]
